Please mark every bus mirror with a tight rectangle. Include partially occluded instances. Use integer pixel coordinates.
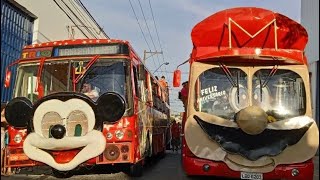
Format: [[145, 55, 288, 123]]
[[4, 69, 12, 88], [138, 64, 146, 81], [173, 69, 181, 87]]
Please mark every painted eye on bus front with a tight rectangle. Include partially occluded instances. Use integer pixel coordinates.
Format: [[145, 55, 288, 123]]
[[252, 85, 271, 112], [229, 84, 249, 112], [66, 110, 89, 137], [41, 112, 63, 138]]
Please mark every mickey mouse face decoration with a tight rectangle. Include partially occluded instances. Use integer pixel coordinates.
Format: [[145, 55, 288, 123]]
[[5, 92, 125, 171]]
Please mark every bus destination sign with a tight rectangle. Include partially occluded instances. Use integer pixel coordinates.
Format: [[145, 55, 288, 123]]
[[57, 45, 124, 56]]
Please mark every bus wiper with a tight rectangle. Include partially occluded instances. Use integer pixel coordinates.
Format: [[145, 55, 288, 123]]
[[262, 64, 278, 88], [219, 62, 237, 87], [219, 62, 240, 103], [258, 72, 263, 102], [236, 71, 240, 103]]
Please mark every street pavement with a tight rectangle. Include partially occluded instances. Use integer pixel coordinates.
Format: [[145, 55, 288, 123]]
[[1, 152, 319, 180]]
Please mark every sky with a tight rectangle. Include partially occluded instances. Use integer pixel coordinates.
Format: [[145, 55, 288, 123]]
[[82, 0, 301, 114]]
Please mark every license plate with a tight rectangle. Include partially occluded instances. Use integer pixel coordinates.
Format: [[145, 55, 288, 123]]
[[241, 172, 263, 180]]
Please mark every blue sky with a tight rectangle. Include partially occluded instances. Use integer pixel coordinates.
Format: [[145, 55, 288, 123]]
[[82, 0, 301, 114]]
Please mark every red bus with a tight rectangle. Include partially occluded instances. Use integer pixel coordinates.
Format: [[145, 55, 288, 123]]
[[173, 7, 319, 180], [3, 39, 171, 177]]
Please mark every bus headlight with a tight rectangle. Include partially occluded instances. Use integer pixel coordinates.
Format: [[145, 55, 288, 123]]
[[14, 134, 22, 143], [115, 130, 124, 139], [106, 132, 113, 140], [291, 169, 299, 176]]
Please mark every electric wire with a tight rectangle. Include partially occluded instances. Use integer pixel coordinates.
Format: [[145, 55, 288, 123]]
[[148, 0, 169, 79], [59, 0, 98, 38], [137, 0, 157, 52], [69, 0, 101, 38], [77, 0, 109, 39], [128, 0, 158, 69], [53, 0, 89, 38], [137, 0, 162, 73], [128, 0, 152, 52]]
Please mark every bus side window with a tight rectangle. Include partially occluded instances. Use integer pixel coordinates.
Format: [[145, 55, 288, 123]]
[[133, 66, 140, 98], [146, 72, 152, 103], [151, 78, 157, 107]]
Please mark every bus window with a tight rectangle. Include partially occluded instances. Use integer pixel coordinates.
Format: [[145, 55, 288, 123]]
[[195, 67, 248, 120], [252, 69, 306, 120], [133, 65, 140, 98], [79, 59, 132, 115], [15, 61, 72, 102], [144, 71, 152, 102]]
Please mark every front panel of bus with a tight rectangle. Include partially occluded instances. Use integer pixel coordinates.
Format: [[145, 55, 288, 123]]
[[182, 61, 318, 179], [4, 43, 143, 171]]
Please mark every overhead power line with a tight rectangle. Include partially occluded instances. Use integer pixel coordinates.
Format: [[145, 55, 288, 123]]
[[137, 0, 157, 52], [128, 0, 152, 51], [148, 0, 168, 78], [60, 0, 97, 38], [128, 0, 158, 70], [53, 0, 89, 38], [77, 0, 109, 39], [137, 0, 162, 72], [69, 0, 101, 37]]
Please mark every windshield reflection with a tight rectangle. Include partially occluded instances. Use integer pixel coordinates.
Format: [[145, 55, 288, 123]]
[[196, 67, 248, 120], [253, 69, 306, 120]]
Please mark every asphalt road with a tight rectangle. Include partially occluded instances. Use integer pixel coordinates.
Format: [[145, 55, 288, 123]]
[[1, 152, 319, 180]]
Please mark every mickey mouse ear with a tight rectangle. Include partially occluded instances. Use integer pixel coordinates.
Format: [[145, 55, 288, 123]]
[[5, 97, 33, 128], [96, 92, 125, 123]]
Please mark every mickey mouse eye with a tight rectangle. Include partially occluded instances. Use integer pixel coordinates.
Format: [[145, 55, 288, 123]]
[[41, 112, 63, 138], [66, 110, 88, 137]]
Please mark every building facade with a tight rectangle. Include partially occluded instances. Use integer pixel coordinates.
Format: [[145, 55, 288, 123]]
[[15, 0, 109, 43], [1, 0, 36, 103], [301, 0, 319, 155], [1, 0, 108, 103], [301, 0, 319, 124]]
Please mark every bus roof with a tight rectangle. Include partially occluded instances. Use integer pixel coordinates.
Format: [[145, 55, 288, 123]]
[[191, 7, 308, 65], [19, 38, 145, 63], [23, 39, 130, 49]]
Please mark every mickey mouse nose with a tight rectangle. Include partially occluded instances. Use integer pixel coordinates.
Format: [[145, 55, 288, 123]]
[[50, 124, 66, 139]]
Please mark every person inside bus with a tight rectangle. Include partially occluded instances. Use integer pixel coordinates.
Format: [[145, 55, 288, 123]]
[[81, 82, 99, 101]]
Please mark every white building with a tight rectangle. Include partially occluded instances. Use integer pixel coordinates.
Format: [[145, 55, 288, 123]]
[[14, 0, 109, 43], [301, 0, 319, 125]]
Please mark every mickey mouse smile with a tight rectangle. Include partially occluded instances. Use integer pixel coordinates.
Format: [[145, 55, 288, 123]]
[[184, 107, 319, 172]]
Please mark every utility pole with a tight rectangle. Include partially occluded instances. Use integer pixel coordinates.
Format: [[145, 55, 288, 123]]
[[143, 50, 163, 64]]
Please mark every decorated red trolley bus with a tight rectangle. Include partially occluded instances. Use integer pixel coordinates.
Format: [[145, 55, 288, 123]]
[[3, 39, 170, 177], [173, 7, 319, 180]]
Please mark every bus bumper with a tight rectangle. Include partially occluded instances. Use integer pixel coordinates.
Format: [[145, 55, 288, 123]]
[[182, 155, 314, 180]]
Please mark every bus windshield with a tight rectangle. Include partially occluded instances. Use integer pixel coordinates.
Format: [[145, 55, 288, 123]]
[[194, 66, 306, 121], [195, 67, 248, 120], [14, 58, 131, 113], [252, 69, 306, 120]]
